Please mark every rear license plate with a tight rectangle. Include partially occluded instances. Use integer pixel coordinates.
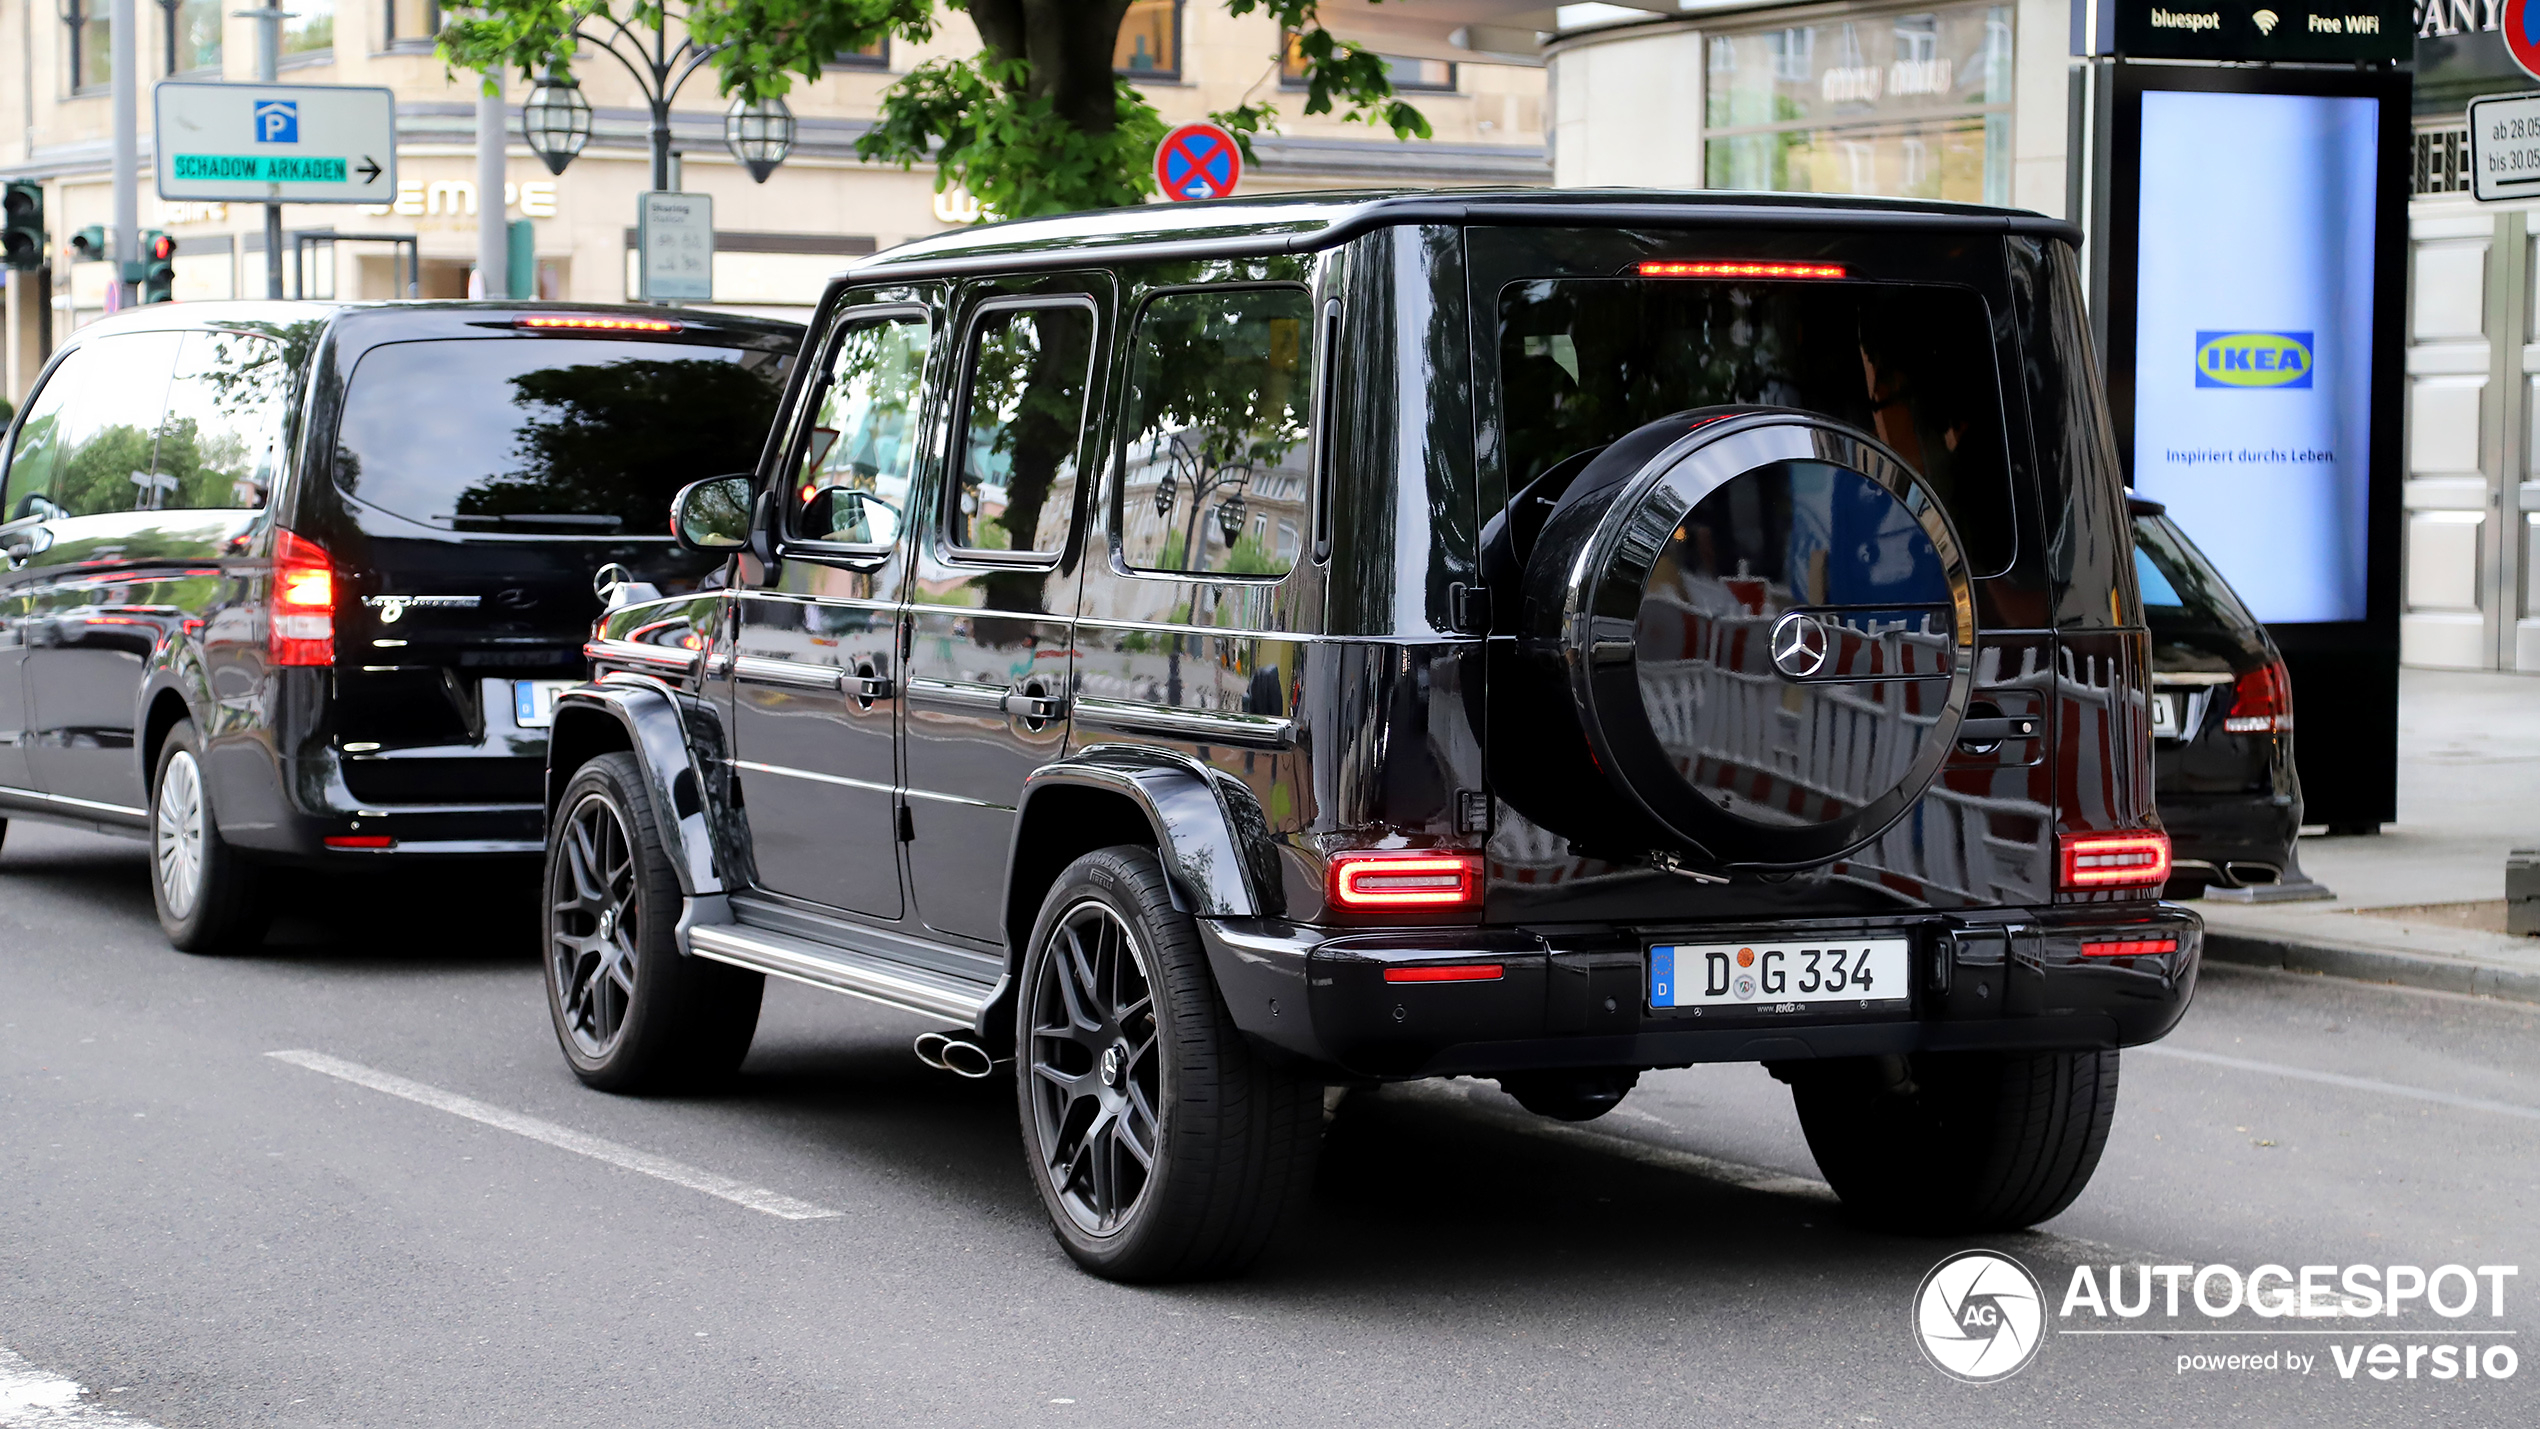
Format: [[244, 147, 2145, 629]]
[[1649, 938, 1912, 1012], [513, 679, 577, 729], [2150, 693, 2181, 740]]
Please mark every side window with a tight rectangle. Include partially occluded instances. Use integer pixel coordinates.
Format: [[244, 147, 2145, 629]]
[[47, 332, 184, 518], [949, 301, 1096, 557], [156, 330, 291, 511], [1115, 287, 1312, 577], [789, 310, 930, 547], [2, 347, 91, 522]]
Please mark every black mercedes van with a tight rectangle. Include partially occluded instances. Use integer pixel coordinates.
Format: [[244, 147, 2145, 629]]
[[0, 301, 797, 951], [542, 191, 2201, 1281]]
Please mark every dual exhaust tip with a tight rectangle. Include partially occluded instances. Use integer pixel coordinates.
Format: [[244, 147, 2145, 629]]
[[913, 1030, 1000, 1079]]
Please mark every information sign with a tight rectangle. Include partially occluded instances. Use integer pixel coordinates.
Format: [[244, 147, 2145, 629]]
[[152, 82, 397, 205]]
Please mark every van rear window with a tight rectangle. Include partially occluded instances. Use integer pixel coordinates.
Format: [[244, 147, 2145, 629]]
[[1497, 279, 2015, 575], [333, 337, 788, 533]]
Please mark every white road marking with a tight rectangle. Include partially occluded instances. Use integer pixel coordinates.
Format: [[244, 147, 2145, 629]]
[[2138, 1044, 2540, 1124], [0, 1344, 156, 1428], [266, 1050, 842, 1221]]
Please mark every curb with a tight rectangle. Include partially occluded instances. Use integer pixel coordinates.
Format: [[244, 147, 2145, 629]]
[[2202, 928, 2540, 1005]]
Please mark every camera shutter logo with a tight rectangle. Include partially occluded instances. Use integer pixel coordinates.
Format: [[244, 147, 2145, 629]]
[[1770, 610, 1831, 678], [1914, 1250, 2045, 1383], [254, 100, 299, 144]]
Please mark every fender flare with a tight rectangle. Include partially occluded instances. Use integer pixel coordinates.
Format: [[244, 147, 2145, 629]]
[[1010, 744, 1283, 927], [546, 676, 726, 899]]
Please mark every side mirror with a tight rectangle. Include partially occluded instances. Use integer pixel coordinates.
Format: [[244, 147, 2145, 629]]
[[669, 474, 753, 552]]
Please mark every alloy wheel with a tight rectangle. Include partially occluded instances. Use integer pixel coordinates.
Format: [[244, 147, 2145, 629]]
[[153, 750, 206, 919], [550, 791, 641, 1059], [1027, 898, 1162, 1235]]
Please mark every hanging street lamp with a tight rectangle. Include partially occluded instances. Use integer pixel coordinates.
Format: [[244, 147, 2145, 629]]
[[724, 94, 796, 183], [521, 68, 593, 177]]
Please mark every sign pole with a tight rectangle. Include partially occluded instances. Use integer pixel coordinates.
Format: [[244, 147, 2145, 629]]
[[230, 2, 292, 298], [475, 81, 507, 299], [111, 0, 137, 310]]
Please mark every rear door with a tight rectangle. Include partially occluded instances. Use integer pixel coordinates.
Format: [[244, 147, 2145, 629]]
[[899, 278, 1107, 945], [727, 297, 934, 918]]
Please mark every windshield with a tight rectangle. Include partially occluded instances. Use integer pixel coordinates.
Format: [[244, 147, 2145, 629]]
[[1497, 278, 2016, 575], [333, 337, 788, 533]]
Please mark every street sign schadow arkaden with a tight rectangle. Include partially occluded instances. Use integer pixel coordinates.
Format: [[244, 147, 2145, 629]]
[[2470, 93, 2540, 203], [153, 81, 397, 205]]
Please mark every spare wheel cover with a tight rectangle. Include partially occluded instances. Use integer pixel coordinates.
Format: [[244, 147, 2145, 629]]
[[1548, 410, 1975, 870]]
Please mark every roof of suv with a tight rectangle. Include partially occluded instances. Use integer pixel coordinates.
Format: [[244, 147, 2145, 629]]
[[847, 187, 2083, 283], [61, 299, 803, 346]]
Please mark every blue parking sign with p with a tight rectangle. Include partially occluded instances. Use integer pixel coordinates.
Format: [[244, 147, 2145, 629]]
[[254, 99, 298, 144]]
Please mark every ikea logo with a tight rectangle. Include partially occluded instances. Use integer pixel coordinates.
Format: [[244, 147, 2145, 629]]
[[2195, 330, 2313, 389]]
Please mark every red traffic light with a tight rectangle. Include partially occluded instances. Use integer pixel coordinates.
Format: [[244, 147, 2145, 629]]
[[147, 233, 176, 261]]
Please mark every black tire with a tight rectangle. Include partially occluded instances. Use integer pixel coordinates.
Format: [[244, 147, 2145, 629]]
[[149, 720, 268, 954], [544, 752, 762, 1092], [1783, 1049, 2120, 1233], [1016, 845, 1323, 1282]]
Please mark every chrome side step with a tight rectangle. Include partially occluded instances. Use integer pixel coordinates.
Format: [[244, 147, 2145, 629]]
[[686, 921, 995, 1023]]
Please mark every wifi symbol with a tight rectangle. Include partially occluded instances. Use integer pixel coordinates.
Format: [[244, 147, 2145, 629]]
[[2253, 8, 2279, 33]]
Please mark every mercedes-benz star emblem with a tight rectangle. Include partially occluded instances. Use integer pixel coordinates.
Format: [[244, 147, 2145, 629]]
[[1913, 1250, 2046, 1383], [1769, 610, 1832, 679]]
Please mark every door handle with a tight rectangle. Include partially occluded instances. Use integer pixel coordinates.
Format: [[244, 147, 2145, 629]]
[[1002, 690, 1066, 721], [842, 670, 895, 700], [1958, 715, 2041, 743]]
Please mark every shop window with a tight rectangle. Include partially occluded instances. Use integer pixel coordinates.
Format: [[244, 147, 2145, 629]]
[[1280, 32, 1456, 92], [383, 0, 440, 51], [1115, 0, 1179, 80]]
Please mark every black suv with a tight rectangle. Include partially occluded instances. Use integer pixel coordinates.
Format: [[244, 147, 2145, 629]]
[[0, 301, 797, 949], [545, 192, 2201, 1281]]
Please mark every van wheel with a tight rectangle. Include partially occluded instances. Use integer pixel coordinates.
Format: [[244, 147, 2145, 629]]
[[1782, 1050, 2119, 1233], [150, 721, 267, 954], [1017, 845, 1323, 1282], [544, 753, 762, 1092]]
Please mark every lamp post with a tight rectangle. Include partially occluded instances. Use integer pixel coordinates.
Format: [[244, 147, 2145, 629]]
[[1148, 431, 1253, 708], [523, 4, 794, 191], [520, 68, 593, 176]]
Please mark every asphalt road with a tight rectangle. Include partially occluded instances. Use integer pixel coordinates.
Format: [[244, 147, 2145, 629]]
[[4, 817, 2536, 1428]]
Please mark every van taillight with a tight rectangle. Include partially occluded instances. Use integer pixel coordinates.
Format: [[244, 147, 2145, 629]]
[[2223, 661, 2294, 734], [270, 529, 336, 667], [2057, 831, 2172, 892], [1327, 851, 1484, 911]]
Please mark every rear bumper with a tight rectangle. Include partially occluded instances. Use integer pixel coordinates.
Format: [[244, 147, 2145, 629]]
[[1199, 905, 2201, 1080], [2160, 792, 2299, 880]]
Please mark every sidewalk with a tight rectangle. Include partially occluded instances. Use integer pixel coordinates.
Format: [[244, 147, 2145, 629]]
[[2191, 667, 2540, 1001]]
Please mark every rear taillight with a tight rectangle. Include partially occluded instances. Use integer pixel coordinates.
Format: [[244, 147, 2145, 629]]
[[2223, 661, 2294, 734], [270, 529, 336, 667], [2058, 831, 2172, 892], [1327, 851, 1484, 912]]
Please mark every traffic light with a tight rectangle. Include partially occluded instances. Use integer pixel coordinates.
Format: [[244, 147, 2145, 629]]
[[69, 225, 106, 263], [1, 181, 42, 270], [139, 230, 176, 303]]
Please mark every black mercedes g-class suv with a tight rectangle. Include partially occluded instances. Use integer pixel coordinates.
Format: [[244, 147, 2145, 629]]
[[544, 191, 2200, 1282], [0, 301, 796, 951]]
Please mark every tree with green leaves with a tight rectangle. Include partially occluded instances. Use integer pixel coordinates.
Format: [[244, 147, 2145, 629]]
[[438, 1, 1433, 220]]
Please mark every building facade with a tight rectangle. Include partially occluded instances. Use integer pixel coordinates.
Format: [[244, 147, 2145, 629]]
[[0, 1, 1550, 399]]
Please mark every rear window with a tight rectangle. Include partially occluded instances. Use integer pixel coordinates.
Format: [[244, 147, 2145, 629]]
[[333, 337, 788, 533], [1497, 278, 2016, 575], [2134, 511, 2257, 633]]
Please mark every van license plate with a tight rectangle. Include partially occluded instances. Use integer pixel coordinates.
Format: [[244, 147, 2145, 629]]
[[514, 680, 577, 729], [1649, 938, 1912, 1011]]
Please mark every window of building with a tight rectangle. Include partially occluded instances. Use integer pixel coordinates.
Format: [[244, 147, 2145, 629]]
[[1280, 32, 1458, 92], [1114, 0, 1180, 80], [168, 0, 223, 73], [65, 1, 113, 93], [834, 37, 889, 68], [950, 303, 1096, 557], [1703, 3, 2013, 207], [383, 0, 440, 50], [1115, 287, 1313, 579], [285, 0, 336, 60]]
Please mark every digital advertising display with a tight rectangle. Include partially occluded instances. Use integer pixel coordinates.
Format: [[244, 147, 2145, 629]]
[[2127, 87, 2379, 625]]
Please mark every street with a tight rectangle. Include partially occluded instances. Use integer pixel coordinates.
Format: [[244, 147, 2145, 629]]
[[3, 818, 2534, 1427]]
